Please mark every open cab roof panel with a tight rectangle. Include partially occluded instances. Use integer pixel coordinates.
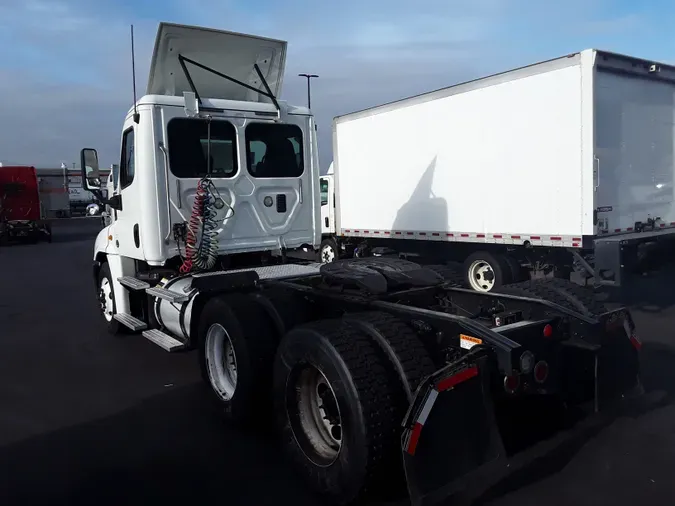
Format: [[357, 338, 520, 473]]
[[146, 22, 287, 103]]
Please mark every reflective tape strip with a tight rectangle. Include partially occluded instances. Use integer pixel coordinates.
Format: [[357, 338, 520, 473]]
[[407, 422, 423, 456], [406, 389, 439, 456], [340, 229, 584, 248], [416, 389, 439, 425], [436, 366, 479, 392]]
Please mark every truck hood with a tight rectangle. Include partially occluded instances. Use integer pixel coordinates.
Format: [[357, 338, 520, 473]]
[[146, 22, 287, 103]]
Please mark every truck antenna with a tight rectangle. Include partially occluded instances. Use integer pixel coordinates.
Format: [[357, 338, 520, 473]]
[[131, 24, 140, 124]]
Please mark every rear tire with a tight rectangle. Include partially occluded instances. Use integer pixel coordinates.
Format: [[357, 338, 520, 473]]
[[198, 294, 279, 425], [342, 312, 436, 497], [250, 287, 313, 336], [425, 262, 465, 287], [273, 319, 399, 504], [343, 311, 436, 402], [499, 278, 607, 316]]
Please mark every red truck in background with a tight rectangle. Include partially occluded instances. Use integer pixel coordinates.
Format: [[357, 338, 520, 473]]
[[0, 165, 51, 244]]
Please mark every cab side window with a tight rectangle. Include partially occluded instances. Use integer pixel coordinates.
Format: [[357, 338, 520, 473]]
[[120, 128, 135, 189]]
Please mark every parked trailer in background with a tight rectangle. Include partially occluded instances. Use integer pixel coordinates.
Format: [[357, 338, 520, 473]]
[[0, 165, 51, 243], [80, 24, 644, 506], [68, 174, 96, 216], [326, 49, 675, 292], [36, 167, 71, 218]]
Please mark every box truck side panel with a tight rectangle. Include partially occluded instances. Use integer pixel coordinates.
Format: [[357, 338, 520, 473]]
[[335, 63, 585, 241], [594, 69, 675, 232]]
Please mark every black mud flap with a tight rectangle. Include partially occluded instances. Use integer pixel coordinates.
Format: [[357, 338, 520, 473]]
[[594, 307, 642, 407], [401, 352, 507, 506]]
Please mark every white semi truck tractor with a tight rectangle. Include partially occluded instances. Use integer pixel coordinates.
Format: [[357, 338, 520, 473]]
[[81, 23, 644, 506]]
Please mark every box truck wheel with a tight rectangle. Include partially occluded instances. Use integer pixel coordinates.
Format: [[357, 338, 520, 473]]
[[97, 263, 123, 335], [319, 238, 338, 263], [274, 319, 399, 504], [464, 251, 510, 292], [198, 294, 279, 425]]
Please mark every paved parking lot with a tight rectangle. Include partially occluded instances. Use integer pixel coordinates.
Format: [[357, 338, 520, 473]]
[[1, 219, 675, 506]]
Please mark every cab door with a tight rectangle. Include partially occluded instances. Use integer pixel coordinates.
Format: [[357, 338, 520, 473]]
[[320, 175, 335, 234], [111, 125, 144, 259]]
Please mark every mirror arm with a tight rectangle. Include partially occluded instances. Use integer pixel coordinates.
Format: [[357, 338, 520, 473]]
[[90, 189, 122, 210]]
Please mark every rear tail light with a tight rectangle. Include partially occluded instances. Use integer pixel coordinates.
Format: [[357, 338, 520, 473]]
[[533, 361, 549, 383], [503, 374, 520, 394], [542, 324, 553, 338], [519, 351, 535, 374]]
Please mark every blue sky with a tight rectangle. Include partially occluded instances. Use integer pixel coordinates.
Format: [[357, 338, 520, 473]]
[[0, 0, 673, 169]]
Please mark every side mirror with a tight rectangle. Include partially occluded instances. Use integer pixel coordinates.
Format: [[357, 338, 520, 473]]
[[80, 148, 101, 191]]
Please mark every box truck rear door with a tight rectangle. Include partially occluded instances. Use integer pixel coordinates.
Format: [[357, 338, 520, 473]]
[[595, 69, 675, 232]]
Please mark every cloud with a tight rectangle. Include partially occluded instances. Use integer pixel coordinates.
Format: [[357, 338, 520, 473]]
[[0, 0, 672, 170]]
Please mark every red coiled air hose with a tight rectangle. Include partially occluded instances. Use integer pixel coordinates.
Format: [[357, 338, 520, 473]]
[[179, 179, 208, 273]]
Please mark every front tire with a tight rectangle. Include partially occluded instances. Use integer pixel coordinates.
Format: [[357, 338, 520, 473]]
[[274, 320, 398, 504], [319, 238, 338, 263], [97, 263, 123, 335]]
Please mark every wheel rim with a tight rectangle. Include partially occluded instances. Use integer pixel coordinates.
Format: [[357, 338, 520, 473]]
[[99, 278, 114, 321], [286, 364, 342, 466], [205, 323, 238, 401], [321, 244, 335, 263], [468, 259, 496, 292]]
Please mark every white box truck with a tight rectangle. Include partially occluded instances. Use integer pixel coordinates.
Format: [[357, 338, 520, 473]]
[[79, 26, 644, 506], [324, 49, 675, 292]]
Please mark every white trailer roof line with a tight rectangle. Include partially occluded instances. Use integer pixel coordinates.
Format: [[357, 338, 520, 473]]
[[335, 49, 675, 124], [334, 52, 582, 123]]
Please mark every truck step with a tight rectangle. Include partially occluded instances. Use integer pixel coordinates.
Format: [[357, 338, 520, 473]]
[[142, 329, 186, 352], [145, 286, 189, 303], [117, 276, 151, 291], [113, 312, 147, 332]]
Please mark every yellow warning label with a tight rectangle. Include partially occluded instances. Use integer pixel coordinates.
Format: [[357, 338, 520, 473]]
[[460, 334, 483, 350]]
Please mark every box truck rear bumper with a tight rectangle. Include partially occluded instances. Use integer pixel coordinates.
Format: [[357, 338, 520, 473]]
[[583, 229, 675, 287]]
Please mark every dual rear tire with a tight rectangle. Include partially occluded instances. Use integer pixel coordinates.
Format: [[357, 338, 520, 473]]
[[197, 293, 434, 504]]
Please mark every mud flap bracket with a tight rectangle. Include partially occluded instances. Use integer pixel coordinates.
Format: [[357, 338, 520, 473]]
[[401, 351, 507, 506]]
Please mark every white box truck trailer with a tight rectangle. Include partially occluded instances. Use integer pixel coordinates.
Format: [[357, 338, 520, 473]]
[[79, 26, 644, 506], [324, 49, 675, 292]]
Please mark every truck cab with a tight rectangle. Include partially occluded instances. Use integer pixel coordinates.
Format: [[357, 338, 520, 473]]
[[82, 23, 321, 316]]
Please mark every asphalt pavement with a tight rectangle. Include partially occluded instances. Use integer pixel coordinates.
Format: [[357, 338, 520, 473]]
[[1, 219, 675, 506]]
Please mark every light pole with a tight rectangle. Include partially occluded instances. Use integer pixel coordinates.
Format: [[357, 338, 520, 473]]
[[298, 73, 319, 109]]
